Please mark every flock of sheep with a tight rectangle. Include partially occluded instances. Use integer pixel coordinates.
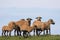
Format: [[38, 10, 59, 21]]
[[2, 16, 55, 37]]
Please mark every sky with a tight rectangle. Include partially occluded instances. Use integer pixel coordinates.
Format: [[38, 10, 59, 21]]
[[0, 0, 60, 36]]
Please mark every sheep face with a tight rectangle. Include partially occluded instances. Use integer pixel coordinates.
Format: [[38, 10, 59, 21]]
[[48, 19, 55, 25], [26, 18, 32, 26], [26, 18, 32, 21], [36, 16, 42, 21]]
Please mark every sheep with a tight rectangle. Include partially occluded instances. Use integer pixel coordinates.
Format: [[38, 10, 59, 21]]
[[33, 16, 42, 36], [20, 24, 35, 38], [14, 18, 32, 36], [33, 19, 55, 36], [14, 19, 25, 36], [2, 25, 9, 36], [2, 21, 16, 36], [43, 19, 55, 35]]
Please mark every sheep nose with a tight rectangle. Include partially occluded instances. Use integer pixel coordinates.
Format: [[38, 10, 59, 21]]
[[52, 23, 55, 25]]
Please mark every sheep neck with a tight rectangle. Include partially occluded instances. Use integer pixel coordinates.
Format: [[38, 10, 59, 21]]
[[27, 20, 31, 26], [47, 21, 51, 26]]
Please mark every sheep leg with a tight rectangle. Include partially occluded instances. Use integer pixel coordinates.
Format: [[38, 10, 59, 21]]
[[23, 31, 25, 37], [14, 30, 16, 36], [2, 30, 4, 36], [43, 30, 45, 35], [34, 29, 35, 36], [28, 32, 31, 36], [36, 29, 40, 36], [39, 30, 42, 35], [17, 30, 18, 36], [49, 28, 51, 35], [4, 31, 6, 36], [23, 31, 28, 38], [36, 29, 38, 36], [16, 30, 21, 36], [19, 31, 21, 36], [6, 31, 8, 36], [9, 31, 11, 36], [46, 30, 48, 35], [17, 30, 20, 36]]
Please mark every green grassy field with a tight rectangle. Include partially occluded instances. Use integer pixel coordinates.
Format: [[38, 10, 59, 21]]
[[0, 35, 60, 40]]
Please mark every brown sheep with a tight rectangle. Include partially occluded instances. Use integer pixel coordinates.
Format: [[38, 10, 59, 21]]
[[44, 19, 55, 35], [33, 19, 55, 36], [20, 24, 35, 37], [2, 21, 16, 36], [2, 25, 9, 36], [14, 19, 26, 36], [14, 18, 32, 36], [33, 16, 42, 36], [14, 19, 27, 36]]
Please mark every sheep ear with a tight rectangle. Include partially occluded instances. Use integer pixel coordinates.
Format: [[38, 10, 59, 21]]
[[30, 18, 32, 20], [21, 19, 25, 20], [40, 17, 42, 19], [50, 19, 53, 22], [27, 18, 32, 20], [36, 17, 42, 19], [36, 17, 38, 19]]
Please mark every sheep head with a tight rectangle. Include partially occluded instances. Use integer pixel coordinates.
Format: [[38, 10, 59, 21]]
[[8, 21, 16, 28], [36, 16, 42, 21], [26, 18, 32, 26], [48, 19, 55, 25]]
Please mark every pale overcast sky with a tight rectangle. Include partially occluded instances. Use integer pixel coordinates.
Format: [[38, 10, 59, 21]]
[[0, 0, 60, 36], [0, 0, 60, 8]]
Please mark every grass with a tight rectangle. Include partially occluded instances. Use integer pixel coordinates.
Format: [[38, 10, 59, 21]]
[[0, 35, 60, 40]]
